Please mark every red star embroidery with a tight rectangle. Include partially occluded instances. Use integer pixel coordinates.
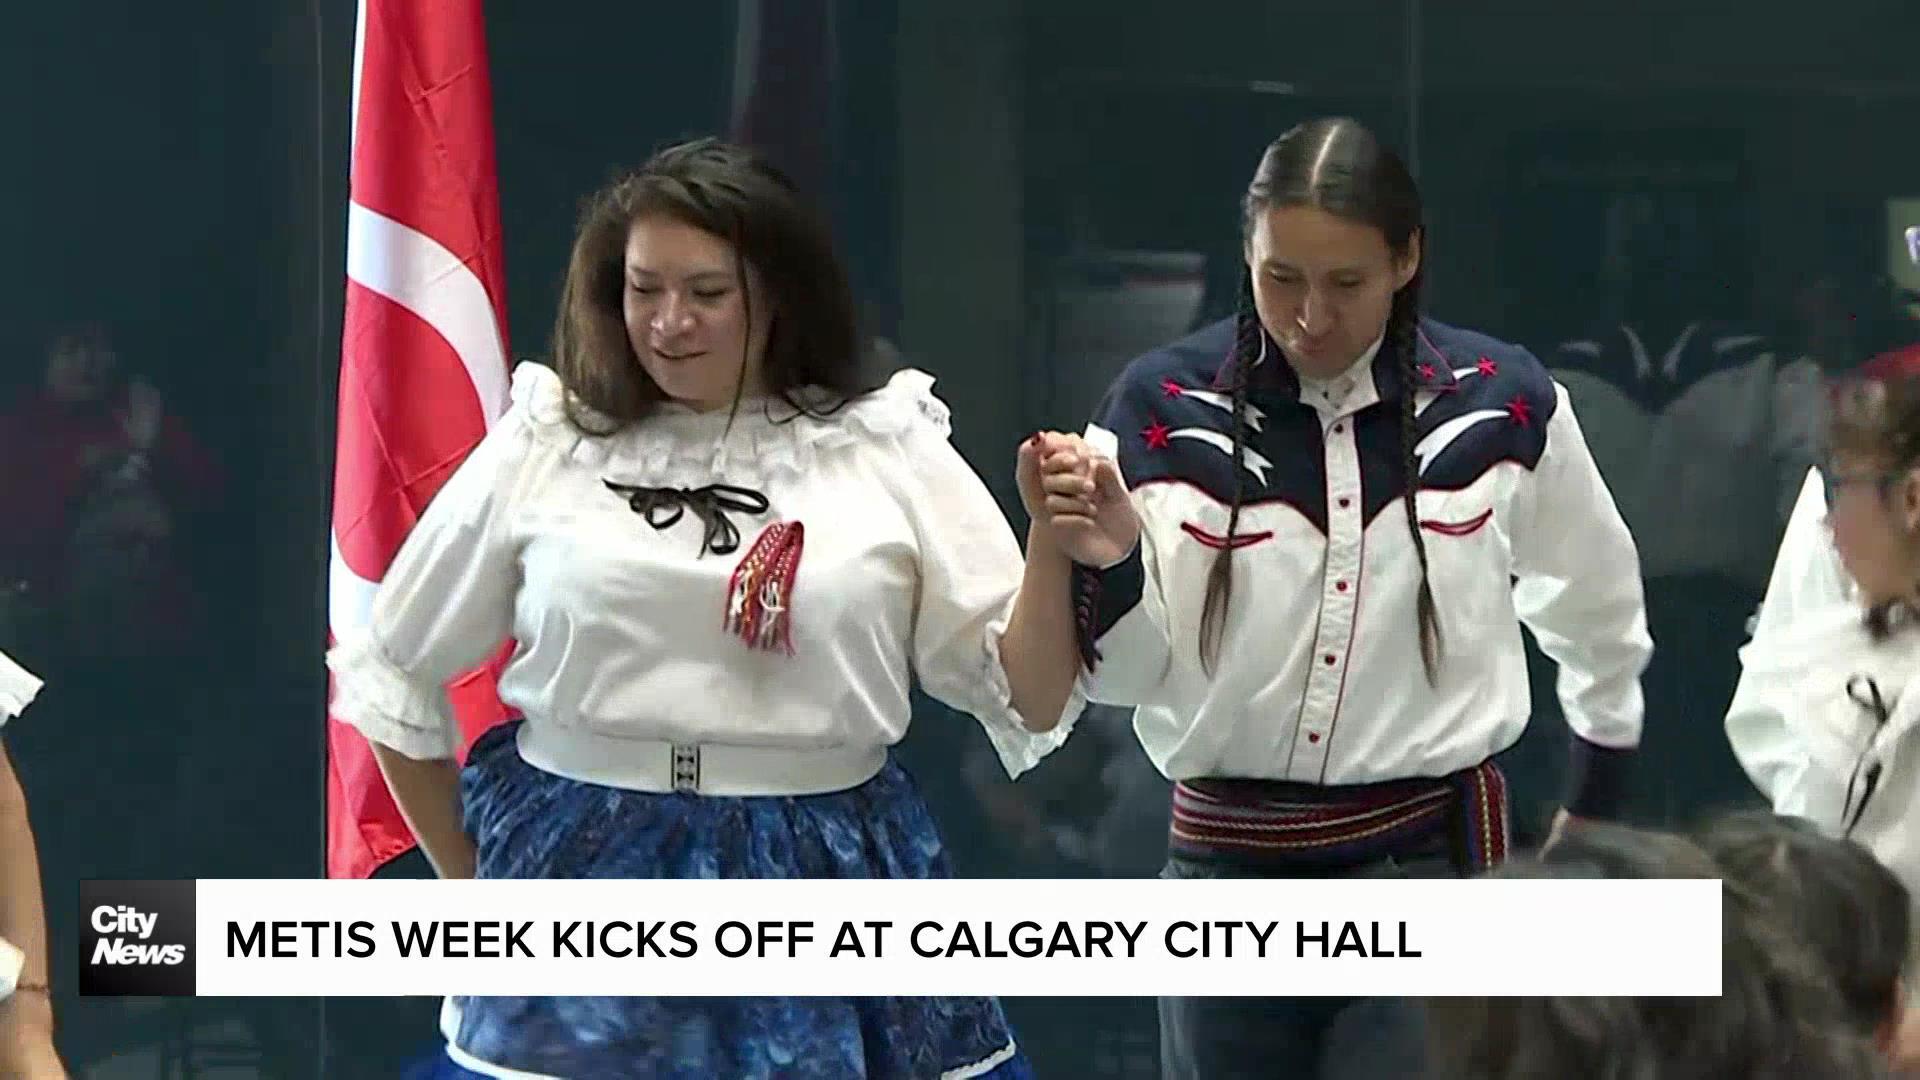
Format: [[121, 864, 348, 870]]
[[1418, 363, 1437, 381], [1476, 356, 1498, 378], [1142, 418, 1172, 450], [1506, 395, 1533, 427], [1160, 378, 1185, 399]]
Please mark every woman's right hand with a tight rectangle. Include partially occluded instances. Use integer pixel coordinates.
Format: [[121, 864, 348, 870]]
[[433, 840, 478, 881], [1016, 432, 1141, 570], [369, 746, 477, 880]]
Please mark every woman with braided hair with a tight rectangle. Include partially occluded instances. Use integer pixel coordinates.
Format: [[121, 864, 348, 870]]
[[1015, 117, 1652, 1078]]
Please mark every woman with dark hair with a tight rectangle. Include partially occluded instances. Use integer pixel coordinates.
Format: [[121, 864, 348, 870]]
[[329, 138, 1082, 1079], [0, 651, 63, 1079], [1021, 117, 1652, 1077], [1429, 821, 1891, 1079]]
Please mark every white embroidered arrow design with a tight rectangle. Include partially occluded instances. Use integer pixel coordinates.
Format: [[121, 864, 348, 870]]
[[1170, 427, 1274, 485], [1413, 409, 1508, 477], [1177, 389, 1266, 432]]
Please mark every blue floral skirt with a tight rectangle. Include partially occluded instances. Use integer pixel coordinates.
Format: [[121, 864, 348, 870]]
[[420, 721, 1036, 1079]]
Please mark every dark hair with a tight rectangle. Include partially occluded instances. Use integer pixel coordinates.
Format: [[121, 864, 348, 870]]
[[1536, 819, 1718, 880], [1828, 371, 1920, 635], [550, 137, 870, 433], [1696, 811, 1910, 1037], [1830, 371, 1920, 471], [1200, 117, 1436, 679], [1429, 823, 1889, 1079], [48, 322, 112, 355]]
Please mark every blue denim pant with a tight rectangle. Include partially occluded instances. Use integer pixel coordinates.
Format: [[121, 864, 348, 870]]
[[1157, 850, 1459, 1080]]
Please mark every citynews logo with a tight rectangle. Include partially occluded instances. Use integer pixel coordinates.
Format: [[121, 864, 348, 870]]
[[79, 881, 196, 997]]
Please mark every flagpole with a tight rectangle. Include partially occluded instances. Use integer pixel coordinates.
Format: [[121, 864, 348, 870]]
[[324, 2, 513, 1067], [312, 2, 338, 1074]]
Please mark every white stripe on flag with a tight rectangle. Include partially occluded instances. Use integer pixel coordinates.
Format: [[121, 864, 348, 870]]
[[344, 200, 512, 422], [327, 533, 380, 640]]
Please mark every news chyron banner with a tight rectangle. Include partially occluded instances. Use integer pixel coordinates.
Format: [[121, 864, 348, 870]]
[[79, 878, 1721, 998]]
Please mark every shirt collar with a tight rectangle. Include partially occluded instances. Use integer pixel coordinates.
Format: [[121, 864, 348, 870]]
[[1223, 318, 1460, 403], [1296, 337, 1384, 412]]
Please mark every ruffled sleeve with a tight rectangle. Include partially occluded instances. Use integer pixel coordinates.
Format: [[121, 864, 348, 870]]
[[0, 649, 41, 725], [324, 364, 556, 759], [866, 369, 1085, 778]]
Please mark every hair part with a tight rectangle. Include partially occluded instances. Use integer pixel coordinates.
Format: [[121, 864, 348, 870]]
[[1696, 811, 1911, 1038], [549, 137, 873, 435], [1198, 117, 1438, 680]]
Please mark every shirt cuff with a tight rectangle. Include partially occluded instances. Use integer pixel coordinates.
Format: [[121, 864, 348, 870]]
[[0, 936, 21, 1000], [1564, 735, 1635, 819], [325, 633, 459, 760], [0, 652, 42, 723], [1070, 542, 1146, 671]]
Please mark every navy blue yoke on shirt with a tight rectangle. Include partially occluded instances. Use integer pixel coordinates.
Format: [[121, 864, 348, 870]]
[[1070, 316, 1651, 817]]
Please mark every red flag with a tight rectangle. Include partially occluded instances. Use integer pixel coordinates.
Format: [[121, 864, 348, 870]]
[[327, 0, 514, 880]]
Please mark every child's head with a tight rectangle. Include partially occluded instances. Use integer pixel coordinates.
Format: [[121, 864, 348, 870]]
[[1426, 822, 1888, 1079], [1826, 371, 1920, 612], [1697, 812, 1911, 1046]]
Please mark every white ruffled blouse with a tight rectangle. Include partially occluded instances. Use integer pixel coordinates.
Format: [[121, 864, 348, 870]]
[[1736, 600, 1920, 914], [326, 362, 1080, 781], [0, 650, 39, 726]]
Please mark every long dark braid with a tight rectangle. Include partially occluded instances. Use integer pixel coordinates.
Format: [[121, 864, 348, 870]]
[[1390, 274, 1442, 683], [1198, 273, 1263, 673]]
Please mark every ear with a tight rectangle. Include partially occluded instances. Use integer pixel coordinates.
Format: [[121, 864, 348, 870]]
[[1874, 987, 1907, 1055], [1395, 229, 1423, 291]]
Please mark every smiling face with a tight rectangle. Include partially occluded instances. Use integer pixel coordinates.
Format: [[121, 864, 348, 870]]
[[1245, 204, 1421, 380], [620, 214, 773, 411]]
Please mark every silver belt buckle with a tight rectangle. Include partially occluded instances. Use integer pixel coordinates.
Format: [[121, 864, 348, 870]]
[[671, 744, 701, 795]]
